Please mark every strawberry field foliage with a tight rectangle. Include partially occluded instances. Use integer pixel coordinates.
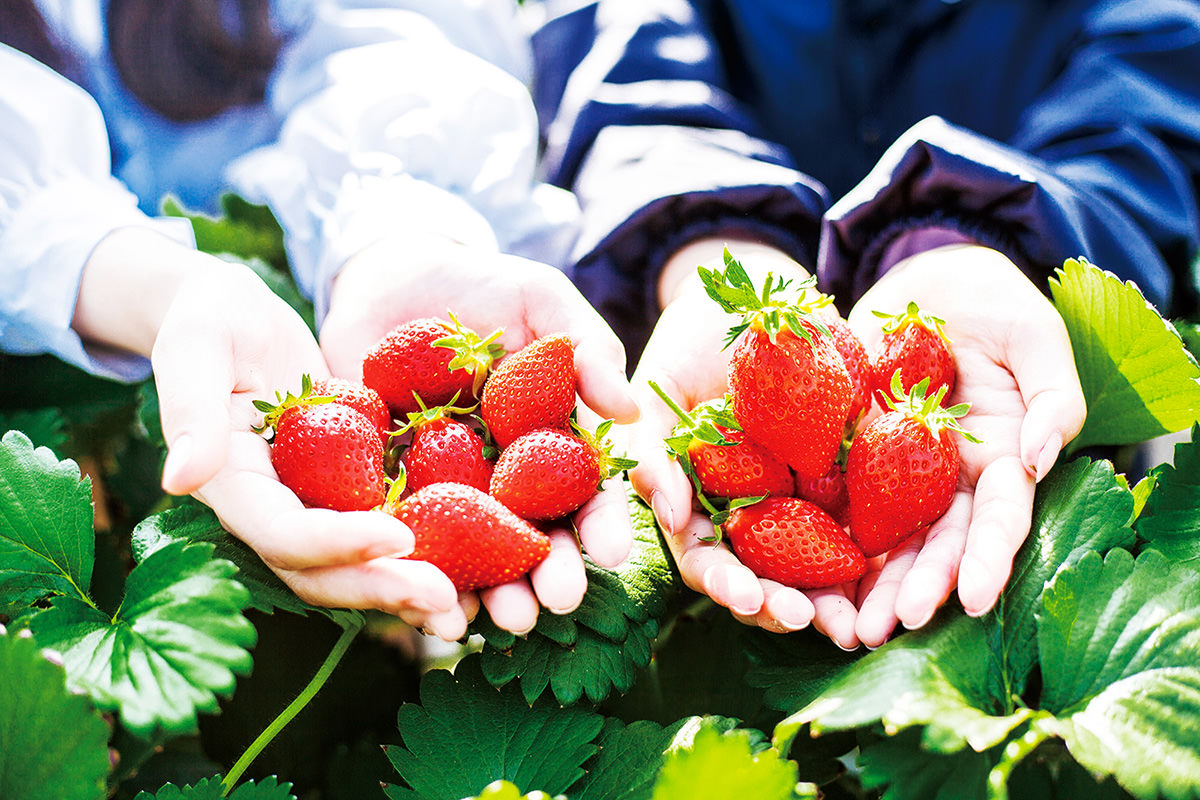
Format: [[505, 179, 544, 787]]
[[2, 201, 1200, 800]]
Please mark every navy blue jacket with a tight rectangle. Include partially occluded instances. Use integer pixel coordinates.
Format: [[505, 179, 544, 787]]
[[531, 0, 1200, 358]]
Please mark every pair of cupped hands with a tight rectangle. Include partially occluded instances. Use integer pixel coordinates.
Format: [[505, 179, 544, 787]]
[[125, 228, 1084, 649]]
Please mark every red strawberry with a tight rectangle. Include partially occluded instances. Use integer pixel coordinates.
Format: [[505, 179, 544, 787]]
[[870, 301, 956, 409], [254, 377, 388, 512], [649, 382, 793, 503], [819, 311, 873, 431], [700, 250, 853, 482], [481, 333, 576, 449], [312, 377, 393, 446], [845, 375, 978, 557], [489, 420, 637, 520], [723, 497, 866, 590], [400, 399, 495, 494], [363, 314, 503, 416], [387, 482, 552, 591], [794, 459, 850, 527]]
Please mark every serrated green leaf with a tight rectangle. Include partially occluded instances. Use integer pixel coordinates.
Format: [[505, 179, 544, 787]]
[[132, 501, 315, 618], [651, 723, 809, 800], [742, 625, 863, 714], [1036, 549, 1200, 798], [988, 457, 1136, 698], [569, 718, 692, 800], [0, 410, 68, 451], [0, 429, 95, 616], [0, 627, 110, 800], [134, 776, 297, 799], [162, 194, 287, 271], [1049, 258, 1200, 451], [30, 540, 256, 737], [1136, 423, 1200, 562], [383, 654, 603, 800], [473, 484, 681, 705], [778, 611, 1030, 758], [854, 728, 1002, 800]]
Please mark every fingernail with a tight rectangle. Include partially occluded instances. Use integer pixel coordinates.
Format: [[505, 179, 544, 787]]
[[901, 608, 935, 631], [834, 639, 860, 652], [1035, 432, 1063, 481], [711, 567, 761, 617], [161, 434, 192, 492], [650, 490, 674, 534]]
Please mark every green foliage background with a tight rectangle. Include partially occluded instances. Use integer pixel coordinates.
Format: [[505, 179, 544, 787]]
[[2, 204, 1200, 800]]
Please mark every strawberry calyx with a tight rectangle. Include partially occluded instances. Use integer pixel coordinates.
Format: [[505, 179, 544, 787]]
[[251, 373, 336, 436], [568, 414, 639, 488], [880, 371, 982, 443], [698, 247, 831, 348], [392, 391, 478, 437], [872, 300, 950, 343], [380, 465, 408, 516], [430, 311, 506, 397], [647, 380, 738, 516]]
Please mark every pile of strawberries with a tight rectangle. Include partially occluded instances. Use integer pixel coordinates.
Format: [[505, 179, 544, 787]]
[[254, 316, 633, 592], [664, 249, 978, 591]]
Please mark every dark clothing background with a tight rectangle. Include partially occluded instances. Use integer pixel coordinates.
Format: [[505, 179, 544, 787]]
[[531, 0, 1200, 359]]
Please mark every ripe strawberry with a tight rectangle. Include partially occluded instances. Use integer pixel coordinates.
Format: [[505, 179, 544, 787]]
[[649, 382, 793, 503], [399, 399, 495, 494], [819, 311, 873, 431], [794, 459, 850, 527], [723, 497, 866, 590], [362, 314, 503, 416], [845, 375, 979, 557], [387, 482, 552, 591], [312, 377, 393, 446], [489, 420, 637, 520], [254, 376, 388, 512], [870, 301, 956, 409], [481, 333, 576, 449], [700, 249, 853, 482]]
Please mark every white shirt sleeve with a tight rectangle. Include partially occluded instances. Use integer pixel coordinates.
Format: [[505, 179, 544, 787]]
[[0, 44, 194, 381], [227, 0, 580, 324]]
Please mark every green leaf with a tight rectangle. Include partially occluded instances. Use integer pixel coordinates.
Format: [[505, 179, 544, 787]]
[[777, 611, 1030, 758], [383, 654, 604, 800], [0, 627, 110, 800], [162, 194, 287, 271], [30, 540, 257, 737], [473, 484, 682, 705], [0, 410, 68, 451], [1036, 548, 1200, 798], [742, 625, 864, 714], [1049, 258, 1200, 451], [466, 780, 565, 800], [988, 457, 1136, 698], [1135, 423, 1200, 562], [132, 501, 316, 618], [0, 430, 95, 616], [651, 723, 810, 800], [569, 718, 689, 800], [133, 776, 297, 799], [854, 728, 1003, 800]]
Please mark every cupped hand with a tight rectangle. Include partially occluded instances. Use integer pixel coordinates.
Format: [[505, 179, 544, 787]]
[[319, 233, 641, 635], [846, 244, 1086, 648], [624, 237, 862, 648]]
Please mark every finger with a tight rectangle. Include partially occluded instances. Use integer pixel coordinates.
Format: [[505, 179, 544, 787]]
[[755, 582, 816, 633], [626, 375, 697, 534], [957, 455, 1037, 616], [855, 534, 926, 649], [666, 514, 764, 616], [893, 489, 973, 630], [809, 586, 861, 650], [575, 476, 634, 568], [1005, 308, 1087, 479], [571, 330, 640, 425], [529, 529, 589, 614], [480, 579, 541, 635], [284, 557, 461, 621]]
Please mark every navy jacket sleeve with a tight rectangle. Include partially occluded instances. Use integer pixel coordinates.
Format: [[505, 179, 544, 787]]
[[532, 0, 1200, 356], [532, 0, 829, 356]]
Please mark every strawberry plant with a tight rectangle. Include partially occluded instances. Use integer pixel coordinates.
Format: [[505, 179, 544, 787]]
[[3, 197, 1200, 800]]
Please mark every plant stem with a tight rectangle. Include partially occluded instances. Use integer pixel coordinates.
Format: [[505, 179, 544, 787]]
[[221, 613, 364, 795]]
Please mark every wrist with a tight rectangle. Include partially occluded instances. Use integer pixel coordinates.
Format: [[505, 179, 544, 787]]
[[657, 236, 811, 309]]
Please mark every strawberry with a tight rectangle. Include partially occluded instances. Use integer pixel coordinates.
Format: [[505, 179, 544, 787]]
[[312, 377, 393, 446], [794, 459, 850, 527], [870, 301, 956, 409], [489, 419, 637, 520], [399, 397, 495, 494], [819, 311, 873, 431], [649, 382, 793, 503], [254, 376, 388, 512], [386, 482, 552, 591], [480, 333, 576, 449], [362, 314, 503, 416], [845, 374, 979, 557], [723, 496, 866, 590], [699, 249, 853, 482]]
